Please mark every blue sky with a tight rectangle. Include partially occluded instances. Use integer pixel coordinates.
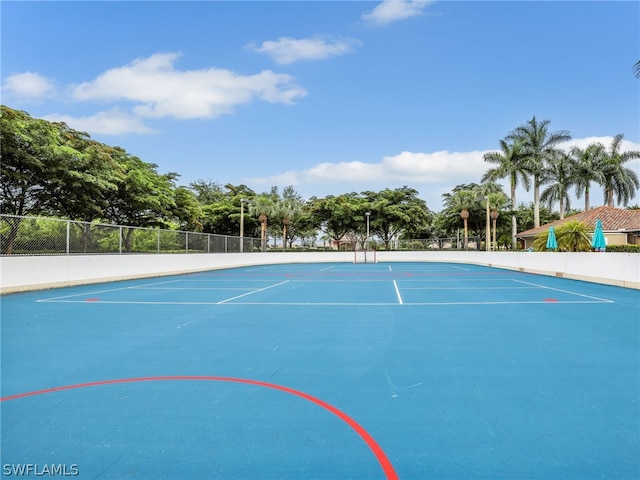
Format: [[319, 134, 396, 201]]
[[2, 0, 639, 211]]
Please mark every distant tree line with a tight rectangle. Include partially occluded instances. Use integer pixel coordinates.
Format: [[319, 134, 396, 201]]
[[1, 105, 638, 253]]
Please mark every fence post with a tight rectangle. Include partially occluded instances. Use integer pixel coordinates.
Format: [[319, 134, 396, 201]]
[[186, 232, 189, 254], [225, 236, 228, 253], [157, 229, 160, 254], [207, 234, 211, 254], [66, 220, 70, 255], [119, 226, 123, 254]]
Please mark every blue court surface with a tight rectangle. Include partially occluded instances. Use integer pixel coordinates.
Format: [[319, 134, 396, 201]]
[[1, 262, 638, 479]]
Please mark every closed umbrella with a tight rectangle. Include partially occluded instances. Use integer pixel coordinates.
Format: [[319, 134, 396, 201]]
[[546, 226, 558, 250], [591, 219, 606, 251]]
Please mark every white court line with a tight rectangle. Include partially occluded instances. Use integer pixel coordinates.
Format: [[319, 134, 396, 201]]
[[512, 279, 613, 303], [132, 287, 255, 291], [35, 299, 610, 306], [393, 280, 403, 305], [320, 265, 335, 271], [451, 265, 470, 271], [388, 265, 393, 271], [36, 280, 180, 302], [217, 280, 290, 304], [400, 286, 539, 290]]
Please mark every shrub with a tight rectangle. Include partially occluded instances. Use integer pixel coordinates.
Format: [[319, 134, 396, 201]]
[[605, 244, 640, 253]]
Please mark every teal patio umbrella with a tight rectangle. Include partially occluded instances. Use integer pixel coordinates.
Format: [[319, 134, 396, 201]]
[[591, 219, 606, 251], [546, 226, 558, 250]]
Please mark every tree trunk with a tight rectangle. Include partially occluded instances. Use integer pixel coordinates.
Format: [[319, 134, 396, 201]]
[[533, 176, 541, 228], [511, 181, 517, 250]]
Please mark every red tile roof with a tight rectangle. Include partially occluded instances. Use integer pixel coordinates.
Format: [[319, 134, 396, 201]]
[[518, 206, 640, 237]]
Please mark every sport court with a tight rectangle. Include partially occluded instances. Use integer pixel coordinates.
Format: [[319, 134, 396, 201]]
[[1, 262, 638, 479]]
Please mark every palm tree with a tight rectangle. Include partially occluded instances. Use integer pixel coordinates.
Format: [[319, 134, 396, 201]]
[[483, 137, 530, 249], [601, 134, 640, 207], [249, 194, 275, 252], [274, 198, 302, 251], [508, 116, 571, 228], [487, 192, 509, 250], [476, 181, 504, 251], [540, 151, 573, 219], [446, 189, 477, 250], [555, 220, 592, 252], [570, 143, 606, 211]]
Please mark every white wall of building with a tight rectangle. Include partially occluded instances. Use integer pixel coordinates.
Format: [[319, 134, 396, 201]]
[[1, 251, 638, 294]]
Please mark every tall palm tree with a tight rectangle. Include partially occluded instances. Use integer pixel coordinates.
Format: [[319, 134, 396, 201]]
[[570, 143, 606, 211], [487, 192, 509, 250], [482, 137, 529, 249], [249, 194, 275, 252], [446, 189, 477, 250], [540, 151, 573, 219], [601, 134, 640, 207], [476, 181, 504, 251], [508, 116, 571, 227], [275, 198, 302, 251]]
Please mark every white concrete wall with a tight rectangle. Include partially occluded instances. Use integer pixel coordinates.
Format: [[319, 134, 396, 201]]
[[1, 251, 638, 294]]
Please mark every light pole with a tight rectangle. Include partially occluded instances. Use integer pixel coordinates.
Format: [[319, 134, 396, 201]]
[[240, 199, 247, 252], [365, 212, 370, 250]]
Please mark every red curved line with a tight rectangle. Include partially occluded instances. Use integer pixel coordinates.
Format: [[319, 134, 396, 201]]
[[1, 376, 398, 480]]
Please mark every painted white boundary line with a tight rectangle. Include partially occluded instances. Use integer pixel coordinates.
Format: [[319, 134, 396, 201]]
[[133, 287, 254, 291], [512, 279, 614, 303], [36, 280, 181, 302], [393, 280, 403, 305], [33, 299, 610, 306], [401, 286, 539, 290], [217, 280, 290, 304]]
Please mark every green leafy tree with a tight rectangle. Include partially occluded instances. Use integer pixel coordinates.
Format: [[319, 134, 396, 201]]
[[515, 202, 559, 234], [189, 180, 226, 205], [171, 186, 203, 232], [364, 186, 432, 250], [101, 152, 177, 250], [308, 193, 364, 249], [1, 107, 122, 253]]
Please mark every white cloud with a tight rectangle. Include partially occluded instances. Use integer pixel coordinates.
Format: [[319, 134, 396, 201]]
[[71, 52, 307, 119], [244, 138, 640, 209], [248, 36, 361, 65], [558, 136, 640, 153], [2, 72, 55, 99], [43, 109, 155, 135], [245, 149, 489, 188], [362, 0, 433, 26]]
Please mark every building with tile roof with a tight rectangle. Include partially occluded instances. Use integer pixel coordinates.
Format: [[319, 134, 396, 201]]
[[516, 206, 640, 250]]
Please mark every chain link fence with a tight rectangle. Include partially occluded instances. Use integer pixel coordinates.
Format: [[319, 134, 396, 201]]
[[0, 215, 259, 256], [398, 236, 482, 251]]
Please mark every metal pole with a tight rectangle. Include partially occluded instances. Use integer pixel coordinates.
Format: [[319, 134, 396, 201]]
[[66, 221, 70, 255], [365, 212, 370, 249], [240, 199, 245, 253]]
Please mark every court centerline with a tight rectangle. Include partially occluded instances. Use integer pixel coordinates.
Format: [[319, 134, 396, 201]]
[[217, 280, 290, 304], [393, 280, 403, 304]]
